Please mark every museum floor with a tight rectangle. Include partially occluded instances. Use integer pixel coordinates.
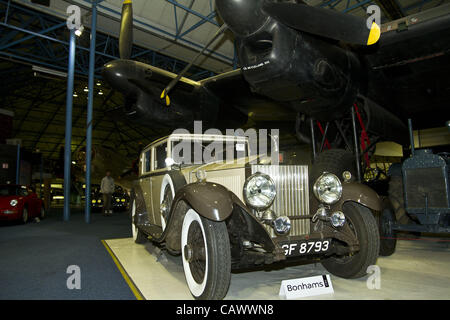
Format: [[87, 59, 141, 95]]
[[1, 208, 449, 300], [105, 236, 450, 300], [0, 208, 136, 300]]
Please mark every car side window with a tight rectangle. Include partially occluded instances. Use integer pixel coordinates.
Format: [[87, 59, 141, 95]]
[[145, 150, 151, 172], [154, 143, 167, 170], [19, 187, 28, 196]]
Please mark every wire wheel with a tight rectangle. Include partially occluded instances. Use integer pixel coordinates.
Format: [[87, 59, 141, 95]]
[[160, 184, 173, 231], [186, 220, 206, 284]]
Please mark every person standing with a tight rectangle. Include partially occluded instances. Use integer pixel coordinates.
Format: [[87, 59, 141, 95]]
[[100, 170, 115, 216]]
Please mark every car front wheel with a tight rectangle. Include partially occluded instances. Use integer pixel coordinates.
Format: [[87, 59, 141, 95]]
[[181, 209, 231, 300], [21, 207, 28, 224], [322, 202, 380, 278]]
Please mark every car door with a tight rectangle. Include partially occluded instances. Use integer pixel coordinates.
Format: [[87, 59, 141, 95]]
[[18, 186, 30, 214], [150, 141, 169, 227], [139, 148, 153, 223]]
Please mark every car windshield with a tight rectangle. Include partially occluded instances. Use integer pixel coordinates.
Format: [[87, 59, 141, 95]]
[[0, 185, 26, 196], [0, 186, 17, 196], [171, 138, 249, 165]]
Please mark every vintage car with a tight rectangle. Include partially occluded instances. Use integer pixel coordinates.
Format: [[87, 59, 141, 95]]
[[130, 133, 382, 300], [0, 184, 45, 223], [91, 185, 130, 212]]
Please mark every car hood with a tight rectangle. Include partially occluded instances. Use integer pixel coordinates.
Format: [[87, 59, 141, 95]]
[[0, 196, 21, 207], [187, 154, 271, 173]]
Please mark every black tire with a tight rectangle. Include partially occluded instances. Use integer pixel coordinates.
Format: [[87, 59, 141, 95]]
[[310, 149, 357, 184], [377, 197, 397, 257], [131, 199, 147, 244], [322, 202, 380, 279], [181, 209, 231, 300], [21, 207, 29, 224], [388, 176, 415, 225]]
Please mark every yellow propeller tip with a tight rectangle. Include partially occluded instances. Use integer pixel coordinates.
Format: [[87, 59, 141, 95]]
[[160, 90, 170, 106], [367, 21, 381, 45], [123, 0, 132, 4]]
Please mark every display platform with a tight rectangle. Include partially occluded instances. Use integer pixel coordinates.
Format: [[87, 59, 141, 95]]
[[103, 237, 450, 300]]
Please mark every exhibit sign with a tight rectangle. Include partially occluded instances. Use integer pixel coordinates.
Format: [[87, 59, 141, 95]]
[[279, 275, 334, 299]]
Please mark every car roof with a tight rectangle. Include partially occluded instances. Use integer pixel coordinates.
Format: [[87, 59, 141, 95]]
[[144, 133, 249, 151], [0, 184, 25, 187]]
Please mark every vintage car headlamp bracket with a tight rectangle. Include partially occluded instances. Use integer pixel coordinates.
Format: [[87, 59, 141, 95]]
[[313, 172, 343, 204]]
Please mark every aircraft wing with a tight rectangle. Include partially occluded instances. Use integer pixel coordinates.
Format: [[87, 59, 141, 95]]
[[364, 4, 450, 129], [199, 69, 296, 123]]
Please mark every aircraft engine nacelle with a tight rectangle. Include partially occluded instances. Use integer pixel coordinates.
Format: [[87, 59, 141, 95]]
[[234, 19, 361, 122], [103, 60, 221, 129]]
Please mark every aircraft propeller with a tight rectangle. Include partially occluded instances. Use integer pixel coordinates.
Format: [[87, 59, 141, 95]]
[[119, 0, 133, 60]]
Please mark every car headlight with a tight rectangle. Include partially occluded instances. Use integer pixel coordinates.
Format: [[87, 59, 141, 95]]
[[10, 199, 18, 207], [121, 199, 126, 202], [243, 173, 276, 210], [92, 200, 97, 204], [313, 172, 342, 204]]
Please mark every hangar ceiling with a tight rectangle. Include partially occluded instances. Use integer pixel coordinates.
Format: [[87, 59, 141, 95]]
[[0, 0, 448, 167]]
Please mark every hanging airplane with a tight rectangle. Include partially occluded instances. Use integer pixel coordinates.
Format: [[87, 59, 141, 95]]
[[102, 0, 450, 151]]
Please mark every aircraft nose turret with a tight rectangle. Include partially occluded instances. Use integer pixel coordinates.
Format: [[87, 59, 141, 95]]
[[216, 0, 268, 37]]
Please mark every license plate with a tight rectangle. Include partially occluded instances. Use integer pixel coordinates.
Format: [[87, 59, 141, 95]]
[[280, 239, 331, 257]]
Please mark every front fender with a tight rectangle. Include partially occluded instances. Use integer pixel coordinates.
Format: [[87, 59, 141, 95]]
[[159, 181, 235, 252], [332, 182, 382, 212], [175, 181, 234, 221]]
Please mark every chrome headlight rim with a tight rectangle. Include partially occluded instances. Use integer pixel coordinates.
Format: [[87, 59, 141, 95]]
[[243, 172, 277, 210], [313, 172, 343, 205], [10, 199, 18, 207]]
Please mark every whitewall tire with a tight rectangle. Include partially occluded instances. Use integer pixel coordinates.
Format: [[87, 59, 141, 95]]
[[181, 209, 231, 300], [160, 174, 175, 231], [131, 199, 147, 244], [131, 200, 137, 240]]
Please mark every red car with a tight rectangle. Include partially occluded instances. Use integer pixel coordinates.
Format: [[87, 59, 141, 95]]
[[0, 184, 45, 223]]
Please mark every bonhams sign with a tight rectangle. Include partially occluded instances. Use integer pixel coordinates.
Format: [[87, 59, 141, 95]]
[[279, 275, 334, 299]]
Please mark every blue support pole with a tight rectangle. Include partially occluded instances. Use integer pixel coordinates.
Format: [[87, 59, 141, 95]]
[[63, 29, 76, 222], [15, 144, 20, 184], [85, 2, 98, 224], [40, 153, 43, 198]]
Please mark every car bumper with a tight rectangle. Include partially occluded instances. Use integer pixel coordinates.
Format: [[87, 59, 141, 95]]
[[113, 202, 128, 209], [0, 209, 21, 220]]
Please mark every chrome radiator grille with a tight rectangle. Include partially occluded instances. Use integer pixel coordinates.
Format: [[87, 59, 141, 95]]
[[252, 165, 310, 237]]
